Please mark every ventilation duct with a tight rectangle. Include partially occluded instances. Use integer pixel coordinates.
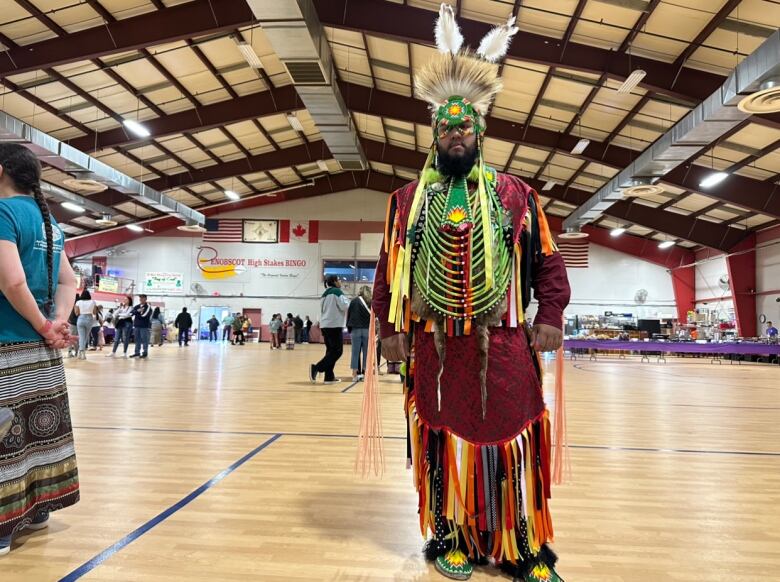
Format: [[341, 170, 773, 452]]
[[563, 30, 780, 231], [40, 181, 115, 217], [0, 111, 205, 227], [245, 0, 368, 170]]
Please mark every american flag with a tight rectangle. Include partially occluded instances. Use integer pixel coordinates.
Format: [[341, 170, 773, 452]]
[[203, 219, 243, 243], [557, 240, 589, 268]]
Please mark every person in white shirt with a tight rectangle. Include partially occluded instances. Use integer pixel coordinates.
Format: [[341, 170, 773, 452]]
[[107, 295, 134, 358], [73, 289, 97, 359]]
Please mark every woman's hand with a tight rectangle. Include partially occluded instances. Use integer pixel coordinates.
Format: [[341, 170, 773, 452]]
[[39, 319, 75, 350]]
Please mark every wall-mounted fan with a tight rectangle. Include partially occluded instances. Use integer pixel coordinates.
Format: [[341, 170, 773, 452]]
[[718, 274, 730, 292], [634, 289, 648, 305], [191, 282, 207, 296]]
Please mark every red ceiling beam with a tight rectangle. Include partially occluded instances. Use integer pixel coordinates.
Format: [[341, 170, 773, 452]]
[[671, 0, 741, 83], [0, 0, 255, 79], [142, 141, 327, 192], [662, 165, 780, 219], [67, 85, 302, 153], [314, 0, 721, 104], [618, 0, 662, 53]]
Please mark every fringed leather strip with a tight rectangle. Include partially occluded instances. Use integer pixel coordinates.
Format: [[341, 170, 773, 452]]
[[407, 395, 554, 564]]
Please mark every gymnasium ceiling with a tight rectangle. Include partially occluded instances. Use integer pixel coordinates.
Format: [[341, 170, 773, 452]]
[[1, 0, 779, 252]]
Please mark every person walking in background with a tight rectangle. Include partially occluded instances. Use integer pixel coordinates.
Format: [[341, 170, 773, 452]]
[[207, 315, 219, 342], [347, 285, 372, 381], [222, 312, 234, 342], [310, 275, 350, 384], [74, 289, 96, 359], [284, 313, 296, 350], [269, 314, 282, 349], [303, 315, 312, 344], [130, 294, 152, 358], [175, 307, 193, 347], [108, 295, 133, 358], [150, 307, 165, 346], [0, 142, 80, 556], [294, 314, 304, 343]]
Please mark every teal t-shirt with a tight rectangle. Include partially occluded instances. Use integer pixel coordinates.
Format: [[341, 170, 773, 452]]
[[0, 196, 64, 343]]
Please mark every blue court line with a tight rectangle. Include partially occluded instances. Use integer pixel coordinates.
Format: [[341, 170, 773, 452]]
[[58, 433, 283, 582], [71, 425, 780, 457], [341, 379, 360, 393]]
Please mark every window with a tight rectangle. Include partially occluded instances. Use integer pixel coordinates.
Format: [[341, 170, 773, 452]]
[[323, 260, 377, 296]]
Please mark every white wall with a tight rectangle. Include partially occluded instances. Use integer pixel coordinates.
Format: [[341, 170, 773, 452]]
[[546, 243, 675, 319], [694, 253, 734, 319], [756, 240, 780, 330]]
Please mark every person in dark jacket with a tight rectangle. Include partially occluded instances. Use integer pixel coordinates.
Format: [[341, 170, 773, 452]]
[[303, 316, 313, 343], [347, 285, 372, 381], [130, 294, 152, 358], [207, 315, 220, 342], [293, 315, 304, 343], [175, 307, 193, 346]]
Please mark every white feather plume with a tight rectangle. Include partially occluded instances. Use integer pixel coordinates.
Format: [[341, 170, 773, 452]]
[[435, 3, 463, 55], [477, 15, 519, 62]]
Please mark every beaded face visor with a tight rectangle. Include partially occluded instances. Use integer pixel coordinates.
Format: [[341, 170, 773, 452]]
[[434, 96, 485, 140]]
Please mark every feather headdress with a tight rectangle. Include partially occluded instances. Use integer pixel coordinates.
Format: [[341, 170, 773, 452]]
[[415, 4, 518, 122]]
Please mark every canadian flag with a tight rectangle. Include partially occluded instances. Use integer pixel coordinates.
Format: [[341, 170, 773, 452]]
[[279, 220, 319, 243]]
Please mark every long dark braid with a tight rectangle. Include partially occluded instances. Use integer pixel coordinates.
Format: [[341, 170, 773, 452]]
[[0, 144, 54, 316]]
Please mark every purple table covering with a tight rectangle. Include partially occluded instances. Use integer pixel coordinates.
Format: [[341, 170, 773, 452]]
[[564, 339, 780, 356]]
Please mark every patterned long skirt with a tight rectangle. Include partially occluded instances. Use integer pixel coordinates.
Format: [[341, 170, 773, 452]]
[[0, 341, 80, 538]]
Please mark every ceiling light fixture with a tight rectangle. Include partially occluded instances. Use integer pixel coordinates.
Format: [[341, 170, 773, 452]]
[[236, 41, 263, 69], [286, 114, 304, 132], [542, 180, 556, 191], [61, 201, 85, 213], [224, 190, 241, 201], [610, 227, 626, 237], [699, 171, 729, 188], [570, 138, 590, 155], [316, 160, 329, 172], [126, 224, 144, 232], [617, 69, 646, 94], [122, 119, 151, 138], [658, 240, 676, 249]]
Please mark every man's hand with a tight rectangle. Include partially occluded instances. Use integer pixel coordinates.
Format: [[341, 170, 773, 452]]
[[531, 323, 563, 352], [381, 333, 409, 362]]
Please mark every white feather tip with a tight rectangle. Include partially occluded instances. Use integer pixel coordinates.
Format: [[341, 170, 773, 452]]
[[477, 17, 519, 63], [435, 3, 464, 55]]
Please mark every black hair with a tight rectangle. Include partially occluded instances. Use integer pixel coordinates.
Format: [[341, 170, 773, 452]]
[[0, 144, 53, 314], [436, 141, 478, 178], [325, 274, 339, 287], [152, 307, 160, 317], [80, 289, 92, 301], [182, 307, 187, 312], [124, 295, 133, 306]]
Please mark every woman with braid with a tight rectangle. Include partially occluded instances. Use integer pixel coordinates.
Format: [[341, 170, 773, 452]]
[[0, 144, 80, 556]]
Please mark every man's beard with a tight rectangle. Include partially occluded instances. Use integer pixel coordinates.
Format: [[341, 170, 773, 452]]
[[436, 144, 478, 178]]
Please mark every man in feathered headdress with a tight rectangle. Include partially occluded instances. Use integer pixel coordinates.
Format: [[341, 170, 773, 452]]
[[371, 4, 571, 581]]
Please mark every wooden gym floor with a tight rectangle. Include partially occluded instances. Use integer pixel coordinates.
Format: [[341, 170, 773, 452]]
[[3, 341, 779, 581]]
